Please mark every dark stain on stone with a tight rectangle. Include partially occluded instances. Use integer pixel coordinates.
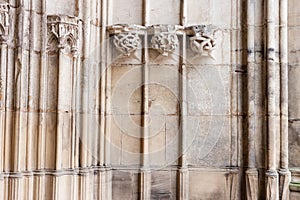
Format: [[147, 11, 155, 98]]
[[247, 49, 254, 54]]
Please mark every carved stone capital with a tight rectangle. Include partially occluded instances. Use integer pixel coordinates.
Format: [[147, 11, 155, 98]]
[[47, 15, 79, 54], [0, 2, 10, 44], [113, 33, 141, 56], [150, 25, 183, 56], [187, 25, 217, 57], [108, 25, 145, 57]]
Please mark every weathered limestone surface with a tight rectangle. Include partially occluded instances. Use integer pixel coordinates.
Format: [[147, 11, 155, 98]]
[[288, 0, 300, 199], [0, 0, 299, 199]]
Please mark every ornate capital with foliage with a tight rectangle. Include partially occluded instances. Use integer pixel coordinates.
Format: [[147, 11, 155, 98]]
[[47, 15, 79, 54], [150, 25, 183, 56], [108, 24, 145, 57], [0, 2, 10, 44], [188, 25, 217, 57]]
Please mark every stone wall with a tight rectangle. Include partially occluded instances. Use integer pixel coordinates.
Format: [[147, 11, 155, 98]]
[[0, 0, 298, 199], [288, 0, 300, 198]]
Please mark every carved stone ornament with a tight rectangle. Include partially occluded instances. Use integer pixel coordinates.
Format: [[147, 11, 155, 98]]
[[108, 24, 145, 57], [188, 25, 216, 57], [0, 2, 10, 43], [150, 25, 183, 56], [0, 77, 3, 92], [47, 15, 79, 54], [113, 33, 141, 56], [151, 33, 179, 56]]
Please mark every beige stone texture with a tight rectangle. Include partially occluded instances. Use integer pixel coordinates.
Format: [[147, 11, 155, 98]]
[[0, 0, 299, 199]]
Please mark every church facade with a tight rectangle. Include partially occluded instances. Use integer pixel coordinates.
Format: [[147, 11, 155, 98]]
[[0, 0, 299, 199]]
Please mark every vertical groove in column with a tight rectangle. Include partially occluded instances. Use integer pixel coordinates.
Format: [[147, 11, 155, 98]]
[[105, 0, 112, 167], [266, 0, 279, 199], [26, 175, 33, 200], [0, 40, 7, 174], [71, 173, 78, 200], [0, 43, 8, 174], [71, 54, 76, 169], [55, 49, 64, 170], [75, 46, 81, 170], [72, 2, 82, 169], [141, 32, 149, 170], [100, 0, 107, 167], [74, 2, 83, 169], [179, 36, 187, 169], [104, 13, 112, 200], [105, 1, 113, 199], [72, 54, 79, 169], [279, 0, 291, 199], [0, 175, 3, 200], [3, 176, 8, 199], [38, 0, 47, 170], [25, 1, 33, 170], [33, 175, 44, 200], [13, 0, 27, 173], [4, 2, 14, 173], [104, 39, 112, 166], [53, 175, 59, 200]]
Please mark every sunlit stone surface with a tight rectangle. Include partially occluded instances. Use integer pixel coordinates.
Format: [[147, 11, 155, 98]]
[[0, 0, 299, 199]]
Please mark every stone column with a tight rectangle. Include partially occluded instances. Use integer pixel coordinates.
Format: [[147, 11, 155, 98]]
[[140, 1, 151, 199], [0, 2, 9, 198], [246, 0, 258, 199], [46, 15, 79, 200], [0, 1, 9, 174], [140, 29, 151, 200], [279, 0, 291, 199], [179, 2, 189, 199], [266, 0, 279, 199]]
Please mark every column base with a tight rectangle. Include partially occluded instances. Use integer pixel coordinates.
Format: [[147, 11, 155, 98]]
[[246, 168, 258, 200], [279, 169, 291, 200], [266, 170, 279, 200], [178, 168, 189, 200], [8, 174, 22, 200], [140, 169, 151, 200], [0, 174, 3, 200], [99, 168, 112, 200], [226, 169, 239, 200]]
